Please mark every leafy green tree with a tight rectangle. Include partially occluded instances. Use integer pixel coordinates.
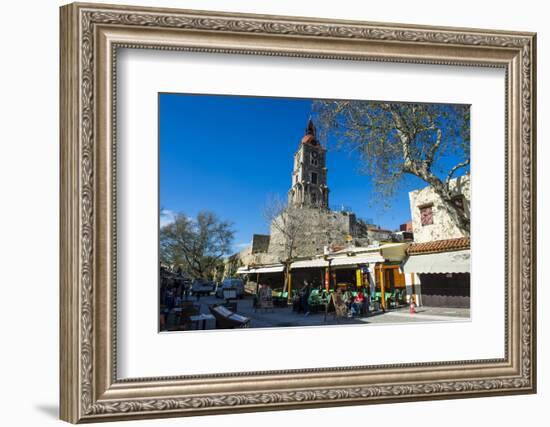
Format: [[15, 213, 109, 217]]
[[314, 100, 470, 235], [160, 211, 234, 279]]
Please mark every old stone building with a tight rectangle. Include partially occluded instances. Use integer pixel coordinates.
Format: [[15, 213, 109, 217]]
[[266, 207, 370, 262], [223, 234, 274, 278], [408, 174, 470, 243], [403, 174, 471, 308]]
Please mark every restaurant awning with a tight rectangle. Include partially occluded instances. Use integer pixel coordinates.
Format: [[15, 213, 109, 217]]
[[291, 259, 329, 269], [329, 253, 384, 267], [235, 267, 249, 275], [236, 264, 285, 274], [402, 249, 470, 274]]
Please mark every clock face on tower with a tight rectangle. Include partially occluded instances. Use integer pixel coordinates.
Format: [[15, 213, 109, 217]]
[[310, 151, 319, 166]]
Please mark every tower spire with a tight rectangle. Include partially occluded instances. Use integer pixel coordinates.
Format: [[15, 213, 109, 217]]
[[305, 117, 316, 137], [301, 117, 318, 146]]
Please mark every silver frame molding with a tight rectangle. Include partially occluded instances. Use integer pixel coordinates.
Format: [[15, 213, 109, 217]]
[[60, 2, 537, 423]]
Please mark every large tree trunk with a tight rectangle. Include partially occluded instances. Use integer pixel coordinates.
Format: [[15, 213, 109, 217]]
[[282, 267, 289, 293]]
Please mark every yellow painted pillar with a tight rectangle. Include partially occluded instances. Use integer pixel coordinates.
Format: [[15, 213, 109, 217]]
[[356, 268, 362, 288], [380, 266, 386, 310]]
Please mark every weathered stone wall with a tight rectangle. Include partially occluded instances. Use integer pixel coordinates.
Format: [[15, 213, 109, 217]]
[[265, 208, 370, 262], [223, 243, 275, 278], [251, 234, 270, 253], [409, 174, 470, 243], [367, 228, 394, 242]]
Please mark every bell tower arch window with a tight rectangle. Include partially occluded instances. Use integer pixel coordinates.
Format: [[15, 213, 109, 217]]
[[311, 172, 318, 185]]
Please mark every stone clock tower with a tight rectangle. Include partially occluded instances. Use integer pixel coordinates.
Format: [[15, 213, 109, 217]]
[[288, 119, 329, 209]]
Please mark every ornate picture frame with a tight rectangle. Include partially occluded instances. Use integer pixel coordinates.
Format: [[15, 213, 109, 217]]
[[60, 2, 536, 423]]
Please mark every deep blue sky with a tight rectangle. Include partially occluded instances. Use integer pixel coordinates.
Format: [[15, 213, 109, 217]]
[[159, 93, 465, 252]]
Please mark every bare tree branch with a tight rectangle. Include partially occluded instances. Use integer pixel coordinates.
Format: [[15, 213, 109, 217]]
[[160, 211, 235, 279], [445, 158, 471, 189], [425, 128, 442, 168], [263, 195, 311, 292], [313, 100, 471, 236]]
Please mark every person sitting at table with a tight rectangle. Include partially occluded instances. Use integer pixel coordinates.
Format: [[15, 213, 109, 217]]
[[351, 290, 366, 316], [343, 287, 354, 310]]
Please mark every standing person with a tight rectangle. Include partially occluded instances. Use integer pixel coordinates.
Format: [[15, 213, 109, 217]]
[[165, 288, 175, 310], [261, 283, 273, 310], [265, 283, 273, 302], [301, 280, 311, 316], [258, 283, 270, 309], [363, 287, 371, 316], [254, 283, 263, 310], [333, 288, 348, 320], [174, 292, 182, 308], [183, 281, 190, 300], [409, 294, 417, 314]]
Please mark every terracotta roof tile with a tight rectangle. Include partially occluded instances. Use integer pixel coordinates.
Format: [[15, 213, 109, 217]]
[[407, 237, 470, 255], [301, 134, 319, 145]]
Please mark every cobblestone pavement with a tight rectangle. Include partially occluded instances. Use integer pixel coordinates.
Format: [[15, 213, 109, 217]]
[[191, 294, 470, 329]]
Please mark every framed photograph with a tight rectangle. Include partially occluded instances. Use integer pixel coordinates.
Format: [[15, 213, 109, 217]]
[[60, 2, 537, 423]]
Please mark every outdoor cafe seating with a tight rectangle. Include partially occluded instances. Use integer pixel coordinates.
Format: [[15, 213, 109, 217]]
[[373, 288, 406, 309], [162, 300, 201, 331], [271, 289, 289, 307], [208, 304, 250, 329], [307, 289, 329, 313]]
